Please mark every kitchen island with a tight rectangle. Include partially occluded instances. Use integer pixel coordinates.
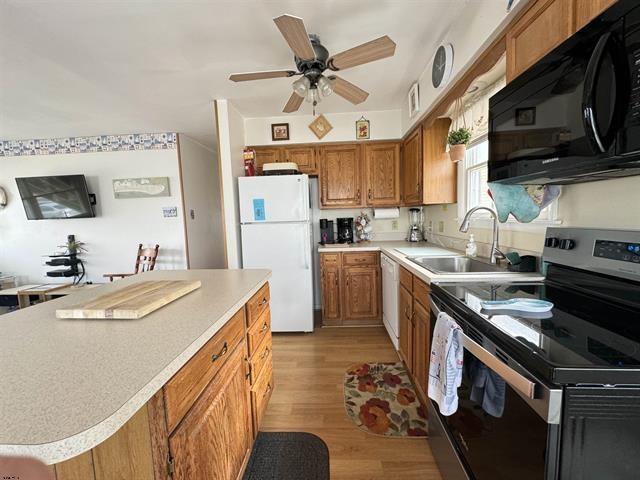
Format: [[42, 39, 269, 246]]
[[0, 269, 273, 479]]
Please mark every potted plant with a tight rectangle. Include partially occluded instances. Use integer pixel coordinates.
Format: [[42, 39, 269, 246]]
[[448, 127, 472, 163]]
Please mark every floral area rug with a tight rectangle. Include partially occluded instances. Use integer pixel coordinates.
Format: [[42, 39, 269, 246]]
[[344, 362, 428, 437]]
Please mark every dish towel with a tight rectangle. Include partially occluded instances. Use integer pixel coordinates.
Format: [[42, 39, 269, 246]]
[[428, 312, 464, 416], [468, 357, 507, 417]]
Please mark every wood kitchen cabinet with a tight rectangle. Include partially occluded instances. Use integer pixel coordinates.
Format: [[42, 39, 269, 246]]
[[54, 283, 273, 480], [398, 266, 431, 407], [364, 142, 401, 206], [402, 119, 456, 206], [252, 147, 281, 174], [401, 127, 423, 206], [283, 145, 317, 175], [506, 0, 618, 83], [319, 144, 363, 208], [320, 252, 381, 326], [169, 345, 252, 480]]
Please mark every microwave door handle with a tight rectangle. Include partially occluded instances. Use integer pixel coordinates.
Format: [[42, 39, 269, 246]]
[[583, 32, 613, 153]]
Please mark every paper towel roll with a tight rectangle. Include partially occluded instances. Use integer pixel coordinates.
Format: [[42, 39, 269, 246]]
[[373, 208, 400, 219]]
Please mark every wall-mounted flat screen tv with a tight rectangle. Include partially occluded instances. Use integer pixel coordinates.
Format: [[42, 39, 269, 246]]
[[16, 175, 95, 220]]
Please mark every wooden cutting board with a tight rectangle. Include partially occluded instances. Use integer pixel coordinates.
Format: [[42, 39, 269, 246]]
[[56, 280, 202, 319]]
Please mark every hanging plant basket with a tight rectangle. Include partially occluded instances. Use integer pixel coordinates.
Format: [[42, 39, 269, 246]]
[[449, 143, 466, 163]]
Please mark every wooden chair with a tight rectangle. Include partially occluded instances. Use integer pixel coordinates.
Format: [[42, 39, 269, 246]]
[[104, 244, 160, 282]]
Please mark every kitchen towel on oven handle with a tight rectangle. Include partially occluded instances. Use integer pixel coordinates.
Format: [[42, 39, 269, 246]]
[[428, 312, 464, 416]]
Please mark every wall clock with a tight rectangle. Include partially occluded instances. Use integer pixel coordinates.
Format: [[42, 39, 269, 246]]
[[432, 43, 454, 89]]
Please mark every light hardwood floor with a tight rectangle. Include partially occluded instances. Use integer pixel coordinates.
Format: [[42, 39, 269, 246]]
[[262, 326, 443, 480]]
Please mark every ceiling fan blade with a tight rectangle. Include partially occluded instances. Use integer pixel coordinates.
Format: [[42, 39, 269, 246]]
[[328, 35, 396, 71], [329, 76, 369, 104], [273, 14, 315, 61], [283, 92, 304, 113], [229, 70, 297, 82]]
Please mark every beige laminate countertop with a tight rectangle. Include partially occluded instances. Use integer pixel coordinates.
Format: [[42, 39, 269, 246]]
[[0, 269, 270, 464], [318, 241, 545, 284]]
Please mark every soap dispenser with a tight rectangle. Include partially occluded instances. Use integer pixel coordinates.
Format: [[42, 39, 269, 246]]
[[465, 234, 477, 257]]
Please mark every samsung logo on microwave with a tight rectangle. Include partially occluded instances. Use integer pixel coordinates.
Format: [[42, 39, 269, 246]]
[[542, 157, 560, 164]]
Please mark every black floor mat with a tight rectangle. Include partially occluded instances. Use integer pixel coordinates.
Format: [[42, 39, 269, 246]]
[[243, 432, 330, 480]]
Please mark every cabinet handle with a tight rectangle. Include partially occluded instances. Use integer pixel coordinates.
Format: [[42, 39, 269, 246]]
[[415, 182, 420, 194], [245, 362, 252, 379], [260, 322, 268, 332], [264, 383, 272, 397], [258, 297, 268, 306], [356, 189, 361, 201], [211, 342, 228, 362], [404, 306, 409, 319], [260, 347, 270, 360], [368, 189, 372, 200], [335, 276, 339, 287]]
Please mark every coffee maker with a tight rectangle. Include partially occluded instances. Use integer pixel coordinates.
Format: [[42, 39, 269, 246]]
[[407, 208, 423, 242], [337, 217, 354, 244], [319, 219, 334, 244]]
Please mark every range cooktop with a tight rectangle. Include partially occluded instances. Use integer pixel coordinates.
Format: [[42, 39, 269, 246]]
[[434, 272, 640, 385]]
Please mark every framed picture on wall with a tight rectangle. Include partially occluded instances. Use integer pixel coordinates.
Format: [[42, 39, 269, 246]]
[[408, 82, 420, 118], [355, 117, 370, 139], [271, 123, 290, 141]]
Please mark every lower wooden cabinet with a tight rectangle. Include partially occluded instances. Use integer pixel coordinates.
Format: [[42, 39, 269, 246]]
[[398, 267, 431, 406], [54, 283, 273, 480], [320, 252, 381, 326], [169, 345, 252, 480]]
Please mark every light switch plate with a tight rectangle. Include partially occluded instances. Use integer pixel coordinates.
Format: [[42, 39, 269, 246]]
[[163, 207, 178, 218]]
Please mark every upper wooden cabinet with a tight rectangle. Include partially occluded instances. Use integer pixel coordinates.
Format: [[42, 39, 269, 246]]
[[574, 0, 617, 31], [319, 144, 363, 208], [252, 147, 281, 175], [506, 0, 618, 82], [423, 118, 456, 204], [283, 146, 317, 175], [402, 118, 456, 206], [401, 127, 423, 206], [364, 142, 401, 206]]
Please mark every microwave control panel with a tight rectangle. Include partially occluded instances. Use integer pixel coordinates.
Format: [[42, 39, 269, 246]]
[[593, 240, 640, 263]]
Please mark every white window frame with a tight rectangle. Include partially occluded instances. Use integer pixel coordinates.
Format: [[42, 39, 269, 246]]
[[456, 137, 561, 232]]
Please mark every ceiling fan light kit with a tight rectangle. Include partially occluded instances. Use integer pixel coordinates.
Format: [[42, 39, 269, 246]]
[[229, 14, 396, 114]]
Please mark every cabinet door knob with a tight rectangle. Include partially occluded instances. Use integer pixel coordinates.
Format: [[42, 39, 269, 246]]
[[368, 189, 372, 200], [211, 341, 228, 362], [258, 297, 268, 306], [261, 322, 269, 332]]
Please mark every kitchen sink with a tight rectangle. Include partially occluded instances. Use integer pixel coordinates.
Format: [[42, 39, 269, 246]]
[[408, 256, 509, 274]]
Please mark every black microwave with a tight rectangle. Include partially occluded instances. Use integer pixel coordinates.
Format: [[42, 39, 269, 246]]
[[489, 0, 640, 185]]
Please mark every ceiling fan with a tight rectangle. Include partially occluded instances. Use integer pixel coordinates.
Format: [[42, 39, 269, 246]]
[[229, 14, 396, 113]]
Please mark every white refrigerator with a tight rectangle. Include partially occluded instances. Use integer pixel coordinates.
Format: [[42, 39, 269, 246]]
[[238, 175, 314, 332]]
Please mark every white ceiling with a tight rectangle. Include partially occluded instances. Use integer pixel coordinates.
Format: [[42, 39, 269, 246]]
[[0, 0, 467, 147]]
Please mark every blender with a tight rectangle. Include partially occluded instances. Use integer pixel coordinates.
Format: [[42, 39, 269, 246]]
[[406, 208, 423, 242]]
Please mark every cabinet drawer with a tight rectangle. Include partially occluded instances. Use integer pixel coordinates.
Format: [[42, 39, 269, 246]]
[[342, 251, 378, 266], [250, 331, 272, 385], [164, 307, 245, 433], [321, 252, 341, 265], [247, 307, 271, 356], [413, 277, 431, 308], [251, 363, 274, 434], [246, 282, 270, 328], [399, 266, 413, 291]]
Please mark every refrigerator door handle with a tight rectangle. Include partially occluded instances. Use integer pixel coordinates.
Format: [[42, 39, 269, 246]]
[[304, 226, 311, 270]]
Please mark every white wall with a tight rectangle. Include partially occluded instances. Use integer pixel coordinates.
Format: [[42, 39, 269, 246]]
[[400, 0, 527, 134], [215, 99, 246, 268], [0, 149, 187, 284], [178, 134, 225, 269], [244, 109, 402, 145]]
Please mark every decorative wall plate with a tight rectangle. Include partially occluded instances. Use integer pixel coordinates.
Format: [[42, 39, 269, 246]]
[[309, 114, 333, 140]]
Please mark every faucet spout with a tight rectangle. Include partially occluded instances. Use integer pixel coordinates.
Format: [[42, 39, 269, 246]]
[[459, 206, 503, 264]]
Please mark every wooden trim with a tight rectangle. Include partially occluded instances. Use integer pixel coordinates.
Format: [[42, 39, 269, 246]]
[[213, 100, 229, 269], [176, 134, 191, 269]]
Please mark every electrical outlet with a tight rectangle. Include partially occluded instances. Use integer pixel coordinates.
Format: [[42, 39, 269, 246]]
[[163, 207, 178, 218], [428, 220, 433, 232], [391, 219, 398, 230], [438, 221, 445, 233]]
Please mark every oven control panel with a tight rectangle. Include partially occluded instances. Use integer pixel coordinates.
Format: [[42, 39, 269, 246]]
[[594, 240, 640, 263]]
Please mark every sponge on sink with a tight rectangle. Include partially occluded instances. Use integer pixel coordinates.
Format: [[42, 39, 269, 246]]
[[505, 251, 521, 265]]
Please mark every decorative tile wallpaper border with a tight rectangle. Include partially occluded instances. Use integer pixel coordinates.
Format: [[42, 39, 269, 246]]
[[0, 132, 177, 157]]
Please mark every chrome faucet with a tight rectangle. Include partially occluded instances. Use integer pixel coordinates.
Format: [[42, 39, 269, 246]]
[[459, 206, 506, 264]]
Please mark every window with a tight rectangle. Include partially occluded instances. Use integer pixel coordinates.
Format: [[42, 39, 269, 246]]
[[459, 137, 558, 225]]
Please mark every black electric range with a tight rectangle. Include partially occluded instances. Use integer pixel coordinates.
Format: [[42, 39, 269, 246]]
[[433, 264, 640, 386], [427, 227, 640, 480]]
